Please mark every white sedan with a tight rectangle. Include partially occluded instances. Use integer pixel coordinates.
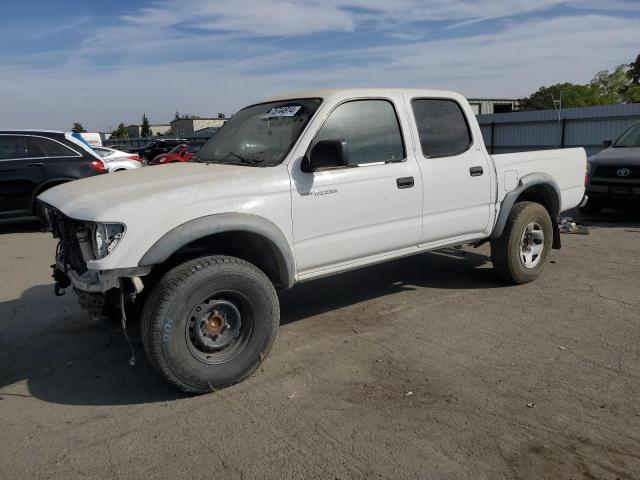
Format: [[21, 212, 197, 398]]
[[92, 146, 143, 173]]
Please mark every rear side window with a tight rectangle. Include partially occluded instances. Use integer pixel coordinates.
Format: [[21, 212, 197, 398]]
[[29, 136, 78, 157], [314, 99, 405, 164], [412, 99, 472, 157], [0, 135, 27, 160]]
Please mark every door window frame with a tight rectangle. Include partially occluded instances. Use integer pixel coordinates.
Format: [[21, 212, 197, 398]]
[[0, 134, 82, 161], [308, 97, 407, 168], [410, 97, 475, 159]]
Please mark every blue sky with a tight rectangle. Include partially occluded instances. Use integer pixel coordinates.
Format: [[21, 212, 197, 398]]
[[1, 0, 639, 131]]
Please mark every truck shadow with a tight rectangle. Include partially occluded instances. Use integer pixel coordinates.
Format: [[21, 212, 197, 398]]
[[0, 249, 499, 407]]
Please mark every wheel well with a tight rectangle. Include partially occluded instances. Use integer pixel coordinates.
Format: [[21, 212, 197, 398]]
[[515, 184, 559, 219], [153, 231, 287, 289], [513, 183, 561, 249]]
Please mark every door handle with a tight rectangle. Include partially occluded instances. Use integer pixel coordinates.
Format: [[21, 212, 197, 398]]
[[396, 176, 414, 189], [27, 162, 44, 167], [469, 166, 484, 177]]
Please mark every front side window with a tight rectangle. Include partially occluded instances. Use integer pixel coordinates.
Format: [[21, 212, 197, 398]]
[[412, 99, 472, 157], [0, 135, 27, 160], [614, 122, 640, 148], [195, 98, 322, 166], [313, 99, 404, 164], [29, 136, 78, 157]]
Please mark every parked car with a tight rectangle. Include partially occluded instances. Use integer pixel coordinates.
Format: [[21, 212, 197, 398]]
[[129, 138, 187, 161], [581, 121, 640, 214], [149, 143, 201, 165], [0, 130, 106, 222], [92, 146, 143, 173], [40, 88, 586, 393]]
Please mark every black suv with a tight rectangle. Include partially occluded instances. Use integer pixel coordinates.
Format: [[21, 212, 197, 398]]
[[0, 130, 106, 221], [582, 121, 640, 214], [129, 138, 187, 161]]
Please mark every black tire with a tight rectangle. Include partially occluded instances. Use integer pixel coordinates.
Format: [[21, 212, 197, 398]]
[[491, 201, 553, 285], [578, 198, 602, 215], [141, 255, 279, 393]]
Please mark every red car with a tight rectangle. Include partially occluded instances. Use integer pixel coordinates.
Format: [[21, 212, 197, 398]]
[[149, 143, 201, 165]]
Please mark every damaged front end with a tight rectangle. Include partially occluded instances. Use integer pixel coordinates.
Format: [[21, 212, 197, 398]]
[[43, 203, 149, 317]]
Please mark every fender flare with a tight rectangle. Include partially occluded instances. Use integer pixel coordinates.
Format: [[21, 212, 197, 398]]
[[138, 213, 296, 288], [491, 173, 562, 248]]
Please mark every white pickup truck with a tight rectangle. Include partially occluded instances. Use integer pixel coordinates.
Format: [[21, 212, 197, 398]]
[[39, 88, 586, 392]]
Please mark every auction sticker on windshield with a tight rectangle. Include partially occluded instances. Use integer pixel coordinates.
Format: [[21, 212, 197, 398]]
[[264, 106, 302, 118]]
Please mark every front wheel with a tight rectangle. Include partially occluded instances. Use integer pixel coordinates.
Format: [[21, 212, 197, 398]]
[[141, 255, 279, 393], [491, 201, 553, 285]]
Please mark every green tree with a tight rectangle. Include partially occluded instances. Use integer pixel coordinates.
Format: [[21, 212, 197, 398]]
[[110, 123, 129, 139], [72, 122, 86, 133], [520, 83, 603, 110], [628, 52, 640, 85], [174, 111, 180, 120], [140, 113, 152, 137]]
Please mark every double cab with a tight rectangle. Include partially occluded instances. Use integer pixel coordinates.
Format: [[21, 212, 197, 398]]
[[39, 89, 587, 392]]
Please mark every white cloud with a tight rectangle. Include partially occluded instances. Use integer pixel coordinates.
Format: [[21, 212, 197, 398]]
[[1, 2, 639, 130]]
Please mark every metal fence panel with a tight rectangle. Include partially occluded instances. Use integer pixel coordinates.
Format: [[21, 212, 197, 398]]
[[477, 103, 640, 156]]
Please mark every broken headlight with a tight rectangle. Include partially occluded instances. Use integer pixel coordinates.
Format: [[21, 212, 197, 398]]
[[93, 223, 125, 259]]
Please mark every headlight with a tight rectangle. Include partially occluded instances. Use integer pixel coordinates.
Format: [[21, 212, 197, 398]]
[[93, 223, 125, 259], [159, 157, 167, 163]]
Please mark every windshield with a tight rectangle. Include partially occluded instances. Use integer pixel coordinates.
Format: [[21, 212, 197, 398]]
[[169, 143, 188, 154], [194, 98, 322, 166], [614, 122, 640, 148]]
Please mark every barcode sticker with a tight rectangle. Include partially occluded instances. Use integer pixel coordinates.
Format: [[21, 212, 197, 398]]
[[264, 106, 302, 118]]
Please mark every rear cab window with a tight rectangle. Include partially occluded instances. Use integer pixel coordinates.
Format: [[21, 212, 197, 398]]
[[411, 99, 472, 157]]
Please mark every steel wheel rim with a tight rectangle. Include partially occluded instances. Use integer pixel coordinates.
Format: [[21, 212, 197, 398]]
[[519, 221, 544, 269], [185, 291, 254, 365]]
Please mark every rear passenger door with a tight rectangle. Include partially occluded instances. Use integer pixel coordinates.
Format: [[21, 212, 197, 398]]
[[290, 96, 423, 274], [407, 96, 492, 245]]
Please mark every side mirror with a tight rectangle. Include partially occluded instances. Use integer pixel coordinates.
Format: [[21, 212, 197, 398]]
[[602, 139, 613, 148], [301, 140, 349, 173]]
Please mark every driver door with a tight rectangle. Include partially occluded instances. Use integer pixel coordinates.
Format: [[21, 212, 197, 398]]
[[290, 95, 423, 275]]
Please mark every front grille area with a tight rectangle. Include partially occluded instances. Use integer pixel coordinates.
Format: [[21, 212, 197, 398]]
[[591, 165, 640, 186], [51, 211, 89, 274]]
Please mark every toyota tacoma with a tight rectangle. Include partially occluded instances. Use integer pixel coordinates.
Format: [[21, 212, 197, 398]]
[[39, 89, 587, 392]]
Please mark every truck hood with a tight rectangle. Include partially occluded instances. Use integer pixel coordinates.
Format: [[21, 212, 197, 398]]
[[588, 147, 640, 165], [38, 162, 290, 221]]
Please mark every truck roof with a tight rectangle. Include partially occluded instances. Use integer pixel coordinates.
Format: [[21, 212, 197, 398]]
[[262, 87, 465, 103]]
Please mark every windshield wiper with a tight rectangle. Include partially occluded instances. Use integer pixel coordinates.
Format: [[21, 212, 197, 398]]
[[222, 152, 264, 166]]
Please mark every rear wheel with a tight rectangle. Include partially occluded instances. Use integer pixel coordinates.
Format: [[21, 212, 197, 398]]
[[141, 255, 279, 393], [491, 201, 553, 285]]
